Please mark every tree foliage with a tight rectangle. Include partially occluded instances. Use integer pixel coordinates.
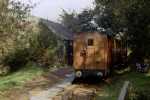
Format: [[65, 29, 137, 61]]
[[0, 0, 33, 58], [61, 9, 98, 33], [95, 0, 150, 58], [0, 0, 64, 74], [61, 6, 114, 35], [60, 10, 79, 33], [0, 0, 33, 73], [0, 0, 32, 39]]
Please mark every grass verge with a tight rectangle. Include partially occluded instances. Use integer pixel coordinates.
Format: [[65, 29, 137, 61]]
[[96, 70, 150, 100], [0, 62, 44, 91]]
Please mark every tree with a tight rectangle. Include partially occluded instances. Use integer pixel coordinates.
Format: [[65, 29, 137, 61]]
[[0, 0, 33, 64], [0, 0, 33, 74], [60, 10, 79, 33], [61, 5, 114, 34], [95, 0, 150, 59], [0, 0, 32, 39], [61, 9, 98, 33]]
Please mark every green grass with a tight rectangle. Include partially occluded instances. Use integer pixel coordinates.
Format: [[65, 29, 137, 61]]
[[95, 70, 150, 100], [0, 62, 44, 91]]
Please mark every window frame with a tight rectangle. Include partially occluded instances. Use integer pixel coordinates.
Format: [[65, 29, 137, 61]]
[[87, 38, 94, 46]]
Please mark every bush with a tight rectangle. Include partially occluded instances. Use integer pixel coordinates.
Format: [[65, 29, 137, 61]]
[[3, 41, 65, 72], [128, 86, 150, 100], [0, 64, 10, 76], [30, 47, 62, 68], [3, 48, 31, 71]]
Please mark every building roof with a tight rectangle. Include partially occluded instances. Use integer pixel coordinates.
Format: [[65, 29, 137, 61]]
[[41, 19, 73, 40]]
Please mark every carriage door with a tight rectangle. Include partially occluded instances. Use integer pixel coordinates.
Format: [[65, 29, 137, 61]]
[[65, 40, 73, 66], [85, 38, 96, 70]]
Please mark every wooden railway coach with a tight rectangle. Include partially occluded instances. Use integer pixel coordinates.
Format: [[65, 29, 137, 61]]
[[73, 32, 127, 78]]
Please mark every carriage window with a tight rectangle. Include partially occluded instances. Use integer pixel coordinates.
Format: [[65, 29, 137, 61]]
[[88, 39, 94, 46]]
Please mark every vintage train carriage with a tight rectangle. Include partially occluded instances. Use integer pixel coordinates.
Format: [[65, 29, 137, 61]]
[[73, 32, 127, 78]]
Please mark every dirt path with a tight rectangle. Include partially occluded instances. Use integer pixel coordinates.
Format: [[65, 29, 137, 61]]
[[1, 67, 74, 100], [29, 72, 74, 100]]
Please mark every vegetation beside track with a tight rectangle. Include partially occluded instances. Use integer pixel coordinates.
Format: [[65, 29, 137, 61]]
[[0, 62, 44, 92], [96, 70, 150, 100]]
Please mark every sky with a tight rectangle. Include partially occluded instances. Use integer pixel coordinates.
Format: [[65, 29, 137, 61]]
[[23, 0, 94, 22]]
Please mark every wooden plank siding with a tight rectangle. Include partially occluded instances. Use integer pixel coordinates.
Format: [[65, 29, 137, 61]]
[[73, 32, 111, 71]]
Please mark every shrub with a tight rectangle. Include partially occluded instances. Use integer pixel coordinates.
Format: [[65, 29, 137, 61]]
[[3, 48, 31, 71], [0, 64, 10, 76], [128, 86, 150, 100]]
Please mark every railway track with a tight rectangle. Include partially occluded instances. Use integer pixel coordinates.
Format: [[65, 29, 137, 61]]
[[52, 84, 96, 100], [52, 78, 111, 100]]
